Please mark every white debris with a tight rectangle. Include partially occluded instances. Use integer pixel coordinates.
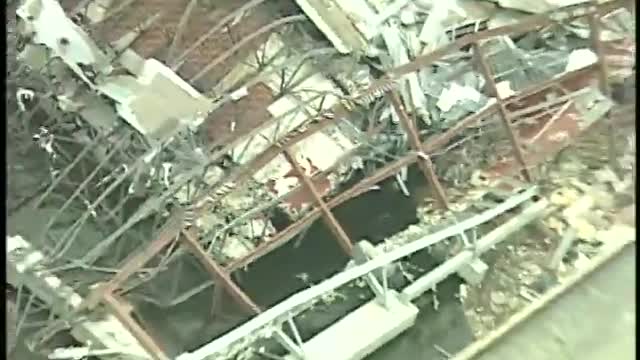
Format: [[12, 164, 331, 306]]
[[294, 0, 366, 53], [48, 346, 134, 359], [161, 162, 173, 188], [399, 6, 420, 25], [17, 0, 111, 84], [394, 173, 411, 196], [381, 24, 430, 119], [86, 0, 113, 24], [230, 86, 249, 101], [490, 290, 507, 306], [16, 88, 35, 112], [221, 237, 255, 260], [458, 284, 468, 301], [495, 81, 516, 99], [436, 83, 483, 112], [143, 146, 161, 163], [572, 252, 591, 269], [419, 2, 465, 49], [271, 175, 300, 197], [565, 49, 599, 72]]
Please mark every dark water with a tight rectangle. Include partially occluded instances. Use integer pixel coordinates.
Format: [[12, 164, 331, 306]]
[[236, 171, 475, 359]]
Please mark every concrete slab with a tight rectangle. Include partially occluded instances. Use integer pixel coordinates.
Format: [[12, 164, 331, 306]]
[[285, 290, 418, 360], [457, 258, 489, 286]]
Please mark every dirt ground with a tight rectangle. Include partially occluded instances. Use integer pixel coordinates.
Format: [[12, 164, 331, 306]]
[[468, 243, 635, 360], [461, 117, 636, 338]]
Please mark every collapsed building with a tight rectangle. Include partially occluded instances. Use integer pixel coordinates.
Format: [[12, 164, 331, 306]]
[[6, 0, 635, 360]]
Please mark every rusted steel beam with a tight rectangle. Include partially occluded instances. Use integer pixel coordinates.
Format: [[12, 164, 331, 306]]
[[188, 1, 626, 222], [226, 59, 608, 270], [102, 293, 170, 360], [422, 102, 499, 153], [387, 90, 449, 209], [282, 149, 354, 255], [81, 210, 185, 310], [588, 12, 620, 176], [473, 42, 533, 182], [181, 229, 262, 314], [226, 153, 419, 271], [503, 64, 598, 105], [588, 15, 612, 96]]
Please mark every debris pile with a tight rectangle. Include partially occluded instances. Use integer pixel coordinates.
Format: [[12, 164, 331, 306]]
[[7, 0, 635, 359], [461, 120, 636, 338]]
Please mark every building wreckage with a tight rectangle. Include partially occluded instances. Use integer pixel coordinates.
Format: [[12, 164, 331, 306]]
[[6, 0, 635, 359]]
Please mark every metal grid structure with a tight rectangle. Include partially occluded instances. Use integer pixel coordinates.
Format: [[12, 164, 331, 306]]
[[7, 0, 634, 359]]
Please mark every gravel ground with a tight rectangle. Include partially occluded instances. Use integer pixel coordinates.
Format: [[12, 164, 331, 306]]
[[463, 242, 635, 360]]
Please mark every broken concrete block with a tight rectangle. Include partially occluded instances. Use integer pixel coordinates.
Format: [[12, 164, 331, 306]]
[[457, 258, 489, 285], [285, 290, 418, 360]]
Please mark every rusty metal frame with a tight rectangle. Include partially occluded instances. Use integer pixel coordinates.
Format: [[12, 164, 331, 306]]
[[224, 56, 616, 273], [108, 0, 626, 275], [472, 42, 533, 182], [387, 89, 449, 209], [283, 148, 355, 255], [66, 1, 630, 357], [587, 10, 620, 175], [78, 211, 264, 359], [181, 229, 262, 314]]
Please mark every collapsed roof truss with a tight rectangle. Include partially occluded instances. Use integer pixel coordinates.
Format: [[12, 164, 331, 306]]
[[7, 0, 634, 359]]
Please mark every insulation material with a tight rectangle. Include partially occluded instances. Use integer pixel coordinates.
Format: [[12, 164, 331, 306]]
[[565, 49, 598, 72]]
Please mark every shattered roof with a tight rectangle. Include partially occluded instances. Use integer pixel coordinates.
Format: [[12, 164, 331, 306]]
[[8, 0, 635, 359]]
